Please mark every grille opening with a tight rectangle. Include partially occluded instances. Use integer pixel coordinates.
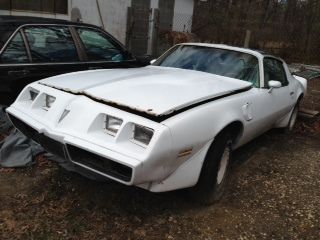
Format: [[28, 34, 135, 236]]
[[7, 113, 39, 142], [8, 113, 66, 158], [37, 134, 66, 159], [67, 145, 132, 182]]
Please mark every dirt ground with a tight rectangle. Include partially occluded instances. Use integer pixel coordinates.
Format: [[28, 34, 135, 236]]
[[301, 77, 320, 112], [0, 117, 319, 240]]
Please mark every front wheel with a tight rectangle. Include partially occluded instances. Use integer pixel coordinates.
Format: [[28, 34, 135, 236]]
[[188, 132, 233, 205]]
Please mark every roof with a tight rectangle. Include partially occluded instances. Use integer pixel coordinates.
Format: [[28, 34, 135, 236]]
[[0, 15, 96, 28], [179, 43, 280, 60], [0, 15, 128, 54]]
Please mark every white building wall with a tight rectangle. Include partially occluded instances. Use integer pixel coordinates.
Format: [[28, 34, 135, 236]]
[[0, 0, 195, 53], [172, 0, 194, 32], [70, 0, 132, 44], [0, 0, 132, 45], [71, 0, 131, 44], [70, 0, 101, 26], [98, 0, 131, 44], [150, 0, 159, 8]]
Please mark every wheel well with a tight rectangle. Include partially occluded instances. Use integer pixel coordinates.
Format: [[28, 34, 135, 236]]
[[216, 121, 243, 145], [298, 93, 304, 102]]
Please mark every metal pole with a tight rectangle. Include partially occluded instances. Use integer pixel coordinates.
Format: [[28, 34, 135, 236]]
[[96, 0, 106, 30]]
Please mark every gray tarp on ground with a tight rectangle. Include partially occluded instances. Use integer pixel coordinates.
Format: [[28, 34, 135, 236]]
[[0, 107, 44, 167], [0, 106, 11, 133], [0, 129, 44, 167]]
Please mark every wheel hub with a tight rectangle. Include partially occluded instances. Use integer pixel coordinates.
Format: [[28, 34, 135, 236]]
[[217, 147, 230, 184]]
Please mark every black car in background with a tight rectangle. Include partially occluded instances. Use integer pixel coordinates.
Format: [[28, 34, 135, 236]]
[[0, 16, 149, 105]]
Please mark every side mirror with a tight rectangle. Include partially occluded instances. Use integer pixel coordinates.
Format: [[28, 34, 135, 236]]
[[268, 80, 282, 93], [150, 59, 157, 64], [135, 55, 152, 66]]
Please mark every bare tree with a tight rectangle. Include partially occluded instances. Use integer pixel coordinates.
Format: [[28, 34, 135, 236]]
[[192, 0, 320, 64]]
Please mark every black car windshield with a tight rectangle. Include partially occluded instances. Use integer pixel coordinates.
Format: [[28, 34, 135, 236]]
[[154, 45, 260, 87]]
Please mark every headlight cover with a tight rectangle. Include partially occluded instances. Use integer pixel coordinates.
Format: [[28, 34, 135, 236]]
[[105, 115, 123, 136], [29, 88, 39, 101], [44, 94, 56, 110], [133, 124, 154, 146]]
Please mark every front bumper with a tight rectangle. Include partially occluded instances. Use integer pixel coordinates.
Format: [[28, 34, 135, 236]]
[[8, 112, 134, 183]]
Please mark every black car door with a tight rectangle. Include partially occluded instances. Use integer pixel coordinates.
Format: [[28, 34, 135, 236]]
[[74, 26, 140, 70], [20, 25, 88, 86], [0, 29, 31, 105], [0, 25, 87, 105]]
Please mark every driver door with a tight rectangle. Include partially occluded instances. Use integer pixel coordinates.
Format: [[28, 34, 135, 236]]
[[263, 57, 295, 120], [239, 57, 295, 143]]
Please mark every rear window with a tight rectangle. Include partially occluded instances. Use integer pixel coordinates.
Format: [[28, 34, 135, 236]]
[[0, 25, 16, 50]]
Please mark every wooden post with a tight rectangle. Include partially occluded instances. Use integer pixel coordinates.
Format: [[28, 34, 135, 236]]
[[244, 30, 251, 48]]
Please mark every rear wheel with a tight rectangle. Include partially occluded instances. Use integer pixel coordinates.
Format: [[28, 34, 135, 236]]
[[189, 132, 233, 205], [285, 101, 300, 132]]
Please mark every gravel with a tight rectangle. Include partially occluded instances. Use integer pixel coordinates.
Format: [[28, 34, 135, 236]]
[[0, 118, 319, 240]]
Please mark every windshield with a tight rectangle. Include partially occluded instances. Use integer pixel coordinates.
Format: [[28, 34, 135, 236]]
[[154, 45, 260, 87]]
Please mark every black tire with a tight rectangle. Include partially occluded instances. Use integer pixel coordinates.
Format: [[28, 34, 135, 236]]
[[188, 131, 233, 205], [284, 101, 300, 133]]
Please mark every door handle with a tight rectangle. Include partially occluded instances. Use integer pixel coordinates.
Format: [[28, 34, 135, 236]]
[[242, 102, 253, 121], [8, 70, 30, 77], [290, 91, 294, 96]]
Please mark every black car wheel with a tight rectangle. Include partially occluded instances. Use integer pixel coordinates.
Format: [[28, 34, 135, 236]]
[[283, 100, 300, 133], [189, 131, 233, 205]]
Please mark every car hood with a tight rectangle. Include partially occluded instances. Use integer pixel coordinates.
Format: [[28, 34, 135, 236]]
[[39, 66, 252, 116]]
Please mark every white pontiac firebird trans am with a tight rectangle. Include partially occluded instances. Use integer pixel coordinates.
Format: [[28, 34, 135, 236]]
[[6, 43, 307, 204]]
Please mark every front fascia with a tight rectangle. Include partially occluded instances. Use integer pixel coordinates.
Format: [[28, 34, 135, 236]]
[[7, 83, 178, 185]]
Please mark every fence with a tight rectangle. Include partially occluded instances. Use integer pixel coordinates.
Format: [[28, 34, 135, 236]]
[[191, 0, 320, 65], [306, 78, 320, 112], [191, 26, 320, 66]]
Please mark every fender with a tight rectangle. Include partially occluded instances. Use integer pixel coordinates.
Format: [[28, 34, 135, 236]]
[[293, 74, 307, 98]]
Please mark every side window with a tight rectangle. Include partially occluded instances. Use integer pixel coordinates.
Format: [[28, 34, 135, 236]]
[[264, 58, 288, 87], [24, 26, 79, 63], [0, 26, 16, 50], [76, 28, 126, 62], [0, 32, 29, 63]]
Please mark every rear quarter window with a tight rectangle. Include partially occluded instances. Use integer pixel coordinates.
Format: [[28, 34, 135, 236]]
[[0, 32, 29, 64], [0, 25, 16, 50]]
